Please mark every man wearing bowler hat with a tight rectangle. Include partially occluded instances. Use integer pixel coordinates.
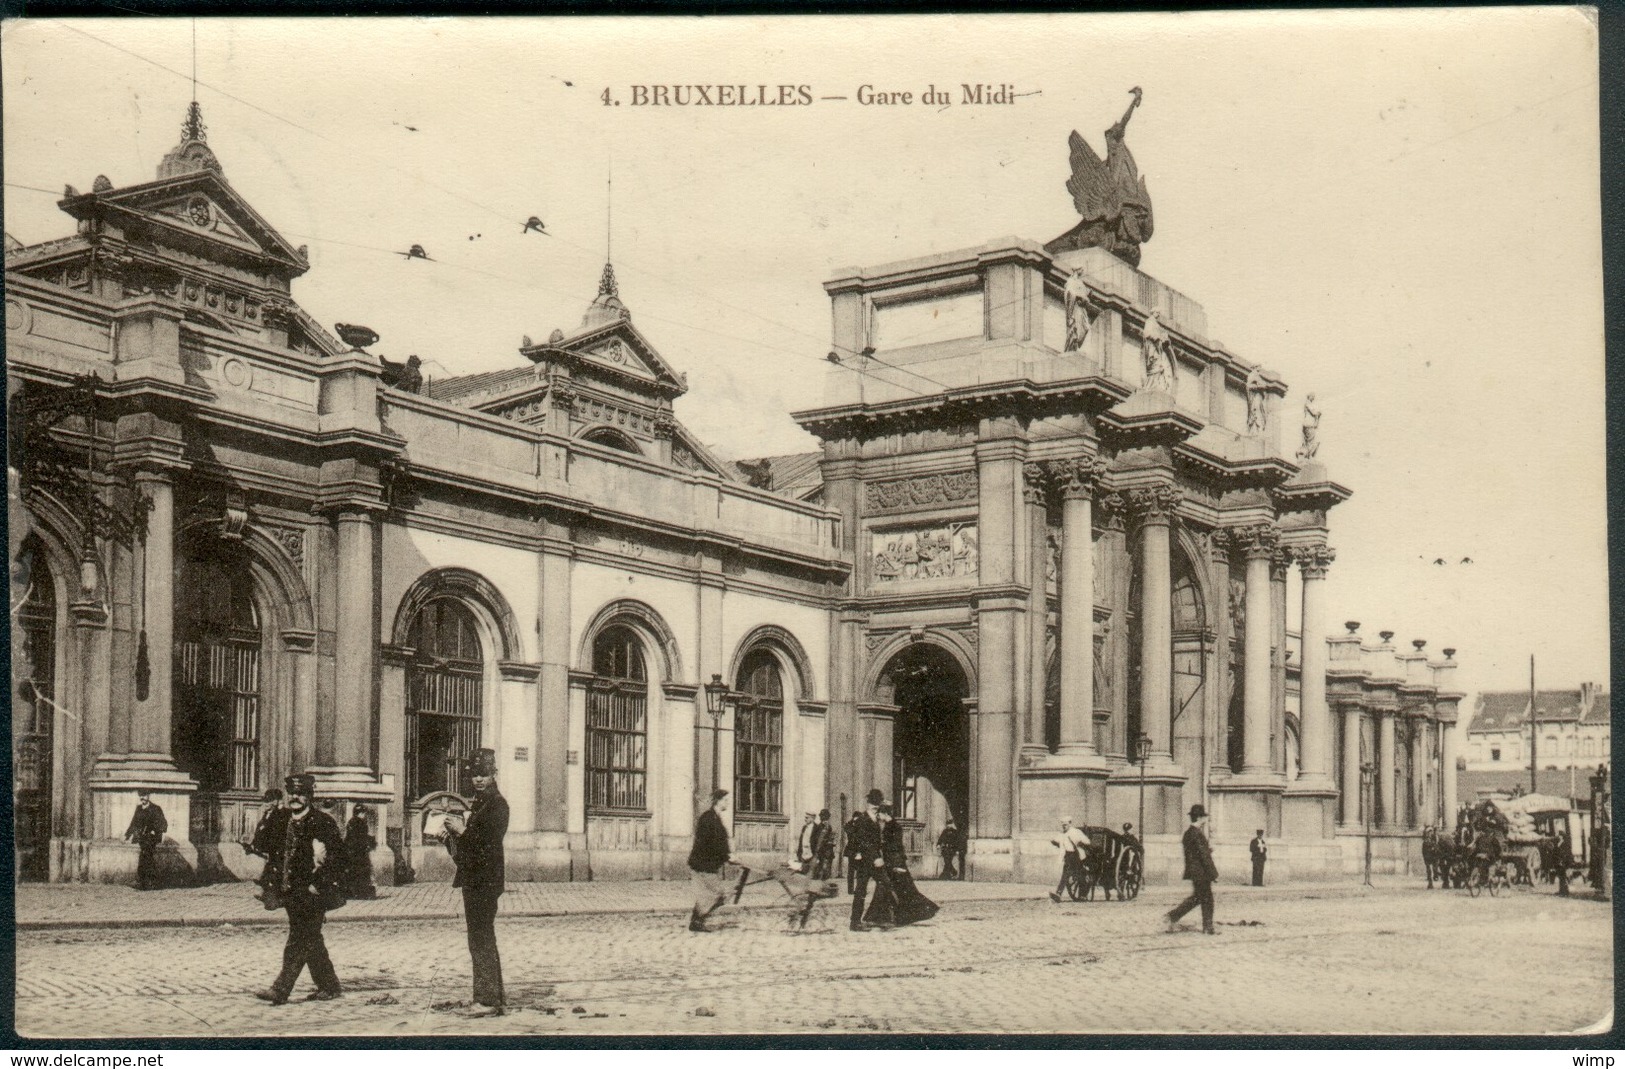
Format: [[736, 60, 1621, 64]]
[[442, 747, 508, 1016], [847, 789, 890, 932], [687, 788, 737, 932], [1166, 803, 1219, 935], [123, 790, 167, 891], [255, 772, 346, 1005]]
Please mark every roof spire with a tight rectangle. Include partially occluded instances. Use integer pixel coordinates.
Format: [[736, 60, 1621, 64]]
[[182, 100, 207, 144]]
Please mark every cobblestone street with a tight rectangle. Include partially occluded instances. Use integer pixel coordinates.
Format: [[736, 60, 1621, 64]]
[[13, 879, 1611, 1038]]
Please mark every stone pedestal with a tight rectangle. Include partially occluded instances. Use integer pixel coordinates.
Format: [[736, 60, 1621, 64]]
[[87, 754, 198, 885]]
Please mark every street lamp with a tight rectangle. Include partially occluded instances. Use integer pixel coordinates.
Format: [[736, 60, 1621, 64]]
[[1588, 763, 1610, 901], [703, 673, 732, 797], [1136, 733, 1153, 844], [1360, 761, 1375, 887]]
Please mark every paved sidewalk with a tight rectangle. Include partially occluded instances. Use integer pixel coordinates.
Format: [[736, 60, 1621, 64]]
[[10, 874, 1384, 930]]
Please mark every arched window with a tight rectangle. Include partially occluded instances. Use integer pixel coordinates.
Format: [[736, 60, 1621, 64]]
[[175, 536, 262, 793], [588, 625, 647, 810], [406, 598, 484, 800], [735, 650, 784, 815], [583, 428, 642, 454], [15, 544, 57, 881]]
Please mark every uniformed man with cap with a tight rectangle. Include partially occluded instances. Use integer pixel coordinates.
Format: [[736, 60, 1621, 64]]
[[255, 772, 346, 1005], [442, 747, 509, 1016], [847, 788, 890, 932]]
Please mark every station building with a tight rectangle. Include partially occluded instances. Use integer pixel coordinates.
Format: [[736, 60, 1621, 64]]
[[7, 104, 1460, 887]]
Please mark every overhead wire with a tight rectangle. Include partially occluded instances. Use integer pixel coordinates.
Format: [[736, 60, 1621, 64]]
[[18, 24, 1592, 457]]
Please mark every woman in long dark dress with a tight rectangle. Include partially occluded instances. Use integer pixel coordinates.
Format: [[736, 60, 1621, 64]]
[[863, 805, 939, 928]]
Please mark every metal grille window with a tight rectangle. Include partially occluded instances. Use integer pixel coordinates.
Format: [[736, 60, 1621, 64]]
[[15, 548, 56, 881], [174, 542, 261, 793], [406, 598, 484, 801], [588, 626, 647, 811], [734, 650, 784, 815]]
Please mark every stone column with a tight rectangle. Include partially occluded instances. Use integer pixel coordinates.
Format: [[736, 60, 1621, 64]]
[[1129, 484, 1181, 764], [130, 471, 174, 757], [1021, 465, 1050, 757], [332, 508, 377, 767], [1378, 710, 1397, 828], [1054, 459, 1107, 759], [1440, 720, 1459, 822], [1296, 545, 1336, 785], [1238, 526, 1278, 775], [1410, 716, 1427, 829], [1342, 705, 1363, 824]]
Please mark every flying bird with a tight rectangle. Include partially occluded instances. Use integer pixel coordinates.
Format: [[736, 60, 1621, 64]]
[[468, 233, 482, 241], [1460, 557, 1474, 564], [827, 351, 842, 364], [393, 122, 419, 132], [523, 216, 549, 235], [1433, 558, 1446, 566], [400, 244, 432, 261]]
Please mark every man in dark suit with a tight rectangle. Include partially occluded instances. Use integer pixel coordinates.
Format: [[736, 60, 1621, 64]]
[[687, 788, 736, 932], [848, 788, 890, 932], [254, 773, 346, 1005], [1553, 826, 1573, 897], [811, 808, 836, 881], [1166, 804, 1219, 935], [1249, 829, 1268, 886], [444, 748, 509, 1016], [123, 791, 167, 891]]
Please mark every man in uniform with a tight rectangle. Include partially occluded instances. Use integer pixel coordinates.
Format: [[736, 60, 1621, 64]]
[[255, 772, 346, 1005], [1553, 825, 1574, 897], [794, 811, 818, 872], [123, 791, 167, 891], [687, 788, 736, 932], [847, 789, 889, 932], [1166, 804, 1218, 935], [811, 808, 836, 881], [1249, 828, 1268, 886], [443, 748, 508, 1016]]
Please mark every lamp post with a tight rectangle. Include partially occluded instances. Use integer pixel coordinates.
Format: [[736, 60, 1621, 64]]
[[1588, 763, 1610, 901], [1136, 733, 1153, 842], [703, 673, 731, 798], [1360, 761, 1375, 887]]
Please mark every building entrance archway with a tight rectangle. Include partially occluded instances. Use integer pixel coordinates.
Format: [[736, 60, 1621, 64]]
[[880, 643, 970, 843]]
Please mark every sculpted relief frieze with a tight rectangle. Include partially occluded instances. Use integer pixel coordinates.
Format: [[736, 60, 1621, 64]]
[[865, 471, 977, 514], [871, 522, 979, 584]]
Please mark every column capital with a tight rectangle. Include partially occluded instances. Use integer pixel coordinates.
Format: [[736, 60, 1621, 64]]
[[1295, 542, 1337, 579], [1231, 523, 1281, 561], [1207, 526, 1233, 564], [1096, 491, 1128, 532], [1124, 482, 1181, 524], [1023, 456, 1109, 505], [1270, 545, 1293, 581]]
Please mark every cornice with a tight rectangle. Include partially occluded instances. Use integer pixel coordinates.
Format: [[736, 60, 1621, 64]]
[[793, 375, 1130, 442]]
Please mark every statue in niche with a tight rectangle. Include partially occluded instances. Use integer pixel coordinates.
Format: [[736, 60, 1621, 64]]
[[1245, 366, 1268, 433], [1141, 311, 1175, 393], [1045, 88, 1155, 267], [1297, 393, 1322, 462], [1063, 270, 1099, 353], [1046, 531, 1061, 584]]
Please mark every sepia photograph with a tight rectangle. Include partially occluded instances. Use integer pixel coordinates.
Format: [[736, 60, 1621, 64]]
[[1, 9, 1611, 1040]]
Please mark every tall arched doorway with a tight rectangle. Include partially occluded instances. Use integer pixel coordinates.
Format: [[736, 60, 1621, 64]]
[[880, 643, 970, 837], [15, 541, 58, 882], [174, 532, 265, 800], [404, 597, 486, 803]]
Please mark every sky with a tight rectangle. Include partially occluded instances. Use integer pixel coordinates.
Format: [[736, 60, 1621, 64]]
[[2, 11, 1606, 700]]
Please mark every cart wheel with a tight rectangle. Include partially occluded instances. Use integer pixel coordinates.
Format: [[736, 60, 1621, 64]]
[[1064, 865, 1084, 902], [1466, 866, 1483, 897], [1117, 850, 1143, 901], [1078, 862, 1098, 902]]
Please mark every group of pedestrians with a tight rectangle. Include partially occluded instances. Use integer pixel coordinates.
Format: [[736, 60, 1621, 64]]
[[239, 751, 508, 1016]]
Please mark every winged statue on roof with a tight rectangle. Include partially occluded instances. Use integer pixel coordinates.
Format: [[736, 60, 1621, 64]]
[[1045, 88, 1154, 267]]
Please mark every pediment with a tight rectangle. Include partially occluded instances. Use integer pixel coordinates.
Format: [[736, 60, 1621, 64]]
[[61, 171, 308, 275], [534, 320, 688, 398]]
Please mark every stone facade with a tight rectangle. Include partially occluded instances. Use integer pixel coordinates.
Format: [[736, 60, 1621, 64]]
[[10, 104, 1452, 888]]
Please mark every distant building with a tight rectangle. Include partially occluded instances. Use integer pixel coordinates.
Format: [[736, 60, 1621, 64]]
[[1460, 684, 1610, 802]]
